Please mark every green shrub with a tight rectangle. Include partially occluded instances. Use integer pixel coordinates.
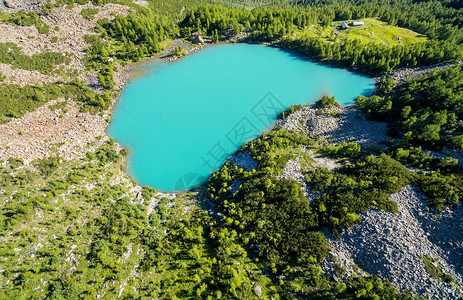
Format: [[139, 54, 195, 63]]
[[377, 76, 396, 95], [320, 141, 362, 158], [312, 96, 340, 109], [80, 8, 99, 20], [34, 156, 61, 178], [421, 255, 455, 283], [8, 158, 23, 169], [141, 186, 157, 200], [43, 3, 53, 15], [416, 173, 461, 210], [306, 154, 411, 228], [278, 105, 304, 119], [0, 81, 105, 123]]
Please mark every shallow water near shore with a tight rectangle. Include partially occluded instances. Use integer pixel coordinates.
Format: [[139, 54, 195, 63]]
[[108, 44, 375, 192]]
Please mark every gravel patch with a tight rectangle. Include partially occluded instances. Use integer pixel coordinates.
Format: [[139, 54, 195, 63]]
[[277, 158, 314, 198], [279, 159, 305, 184], [325, 185, 463, 299], [387, 61, 463, 86], [145, 192, 177, 216], [0, 99, 110, 163], [0, 0, 41, 13]]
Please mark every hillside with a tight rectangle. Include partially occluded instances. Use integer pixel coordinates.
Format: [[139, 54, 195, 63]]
[[1, 0, 463, 298], [299, 18, 426, 46]]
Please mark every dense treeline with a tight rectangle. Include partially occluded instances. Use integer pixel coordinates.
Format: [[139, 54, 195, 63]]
[[355, 66, 463, 210], [181, 1, 463, 43], [177, 2, 463, 74], [179, 5, 315, 39], [356, 66, 463, 150]]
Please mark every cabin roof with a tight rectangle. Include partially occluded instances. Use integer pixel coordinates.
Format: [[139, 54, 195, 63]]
[[350, 21, 365, 26]]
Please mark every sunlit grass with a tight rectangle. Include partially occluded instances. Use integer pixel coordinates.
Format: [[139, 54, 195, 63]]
[[298, 18, 427, 47]]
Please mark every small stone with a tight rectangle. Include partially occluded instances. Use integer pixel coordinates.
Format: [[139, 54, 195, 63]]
[[4, 0, 15, 8]]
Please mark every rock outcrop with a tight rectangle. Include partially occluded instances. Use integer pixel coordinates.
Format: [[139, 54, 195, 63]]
[[4, 0, 16, 8]]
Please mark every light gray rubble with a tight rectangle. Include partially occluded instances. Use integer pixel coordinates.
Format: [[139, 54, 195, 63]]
[[325, 185, 463, 299], [276, 106, 389, 149]]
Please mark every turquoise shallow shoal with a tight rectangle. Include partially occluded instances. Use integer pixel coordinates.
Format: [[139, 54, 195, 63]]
[[107, 44, 375, 192]]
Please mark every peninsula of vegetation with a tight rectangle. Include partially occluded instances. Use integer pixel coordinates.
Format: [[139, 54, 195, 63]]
[[0, 0, 463, 299]]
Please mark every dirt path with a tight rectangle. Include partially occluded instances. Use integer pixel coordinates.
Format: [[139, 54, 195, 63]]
[[387, 61, 463, 85]]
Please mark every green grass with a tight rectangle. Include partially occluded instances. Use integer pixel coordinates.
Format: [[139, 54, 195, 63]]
[[300, 18, 427, 47]]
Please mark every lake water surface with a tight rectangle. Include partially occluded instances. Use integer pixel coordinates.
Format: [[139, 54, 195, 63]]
[[108, 44, 375, 192]]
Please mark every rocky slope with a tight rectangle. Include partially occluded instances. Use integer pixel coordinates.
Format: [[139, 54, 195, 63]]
[[326, 185, 463, 299], [272, 104, 463, 299]]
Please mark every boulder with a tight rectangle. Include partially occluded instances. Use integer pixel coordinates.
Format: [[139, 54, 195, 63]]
[[4, 0, 16, 8]]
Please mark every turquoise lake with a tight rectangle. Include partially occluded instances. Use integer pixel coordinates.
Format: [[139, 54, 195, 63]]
[[108, 44, 375, 192]]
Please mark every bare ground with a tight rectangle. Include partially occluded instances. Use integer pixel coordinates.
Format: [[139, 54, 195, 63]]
[[0, 99, 110, 164]]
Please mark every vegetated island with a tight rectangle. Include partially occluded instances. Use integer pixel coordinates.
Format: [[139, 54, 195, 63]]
[[0, 0, 463, 299]]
